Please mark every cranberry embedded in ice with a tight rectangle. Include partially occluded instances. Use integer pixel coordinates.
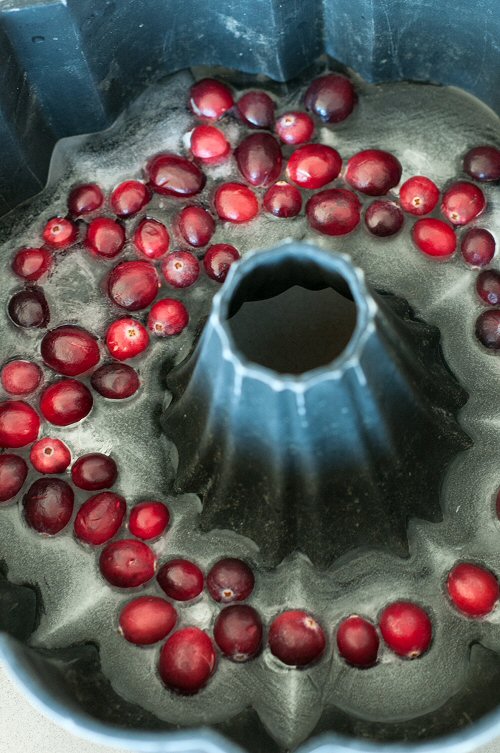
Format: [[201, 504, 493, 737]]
[[119, 596, 177, 645], [447, 562, 499, 617], [203, 244, 240, 282], [71, 453, 118, 491], [0, 400, 40, 448], [476, 270, 500, 306], [86, 217, 126, 259], [159, 627, 216, 694], [287, 144, 341, 190], [8, 287, 50, 329], [207, 558, 255, 603], [190, 125, 231, 165], [214, 183, 259, 223], [0, 454, 28, 502], [133, 218, 170, 259], [214, 605, 263, 662], [236, 91, 275, 129], [463, 146, 500, 182], [68, 183, 105, 215], [275, 111, 314, 145], [12, 247, 53, 281], [40, 379, 93, 426], [105, 318, 150, 360], [157, 558, 204, 601], [379, 601, 432, 658], [476, 310, 500, 350], [269, 610, 326, 666], [441, 181, 486, 226], [74, 491, 126, 546], [263, 182, 302, 218], [161, 251, 200, 288], [108, 260, 159, 311], [100, 539, 157, 588], [235, 133, 283, 187], [306, 189, 361, 236], [177, 205, 215, 247], [412, 219, 456, 258], [42, 217, 78, 250], [30, 437, 71, 474], [1, 360, 42, 396], [364, 200, 404, 237], [41, 325, 100, 377], [346, 150, 402, 196], [147, 299, 189, 337], [90, 362, 140, 399], [147, 153, 206, 197], [129, 501, 170, 540], [189, 78, 234, 121], [461, 228, 496, 267], [336, 615, 379, 667], [24, 477, 74, 535], [399, 176, 440, 216], [304, 73, 356, 123], [110, 180, 150, 217]]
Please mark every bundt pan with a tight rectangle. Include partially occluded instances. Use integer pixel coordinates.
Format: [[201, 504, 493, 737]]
[[2, 1, 500, 752]]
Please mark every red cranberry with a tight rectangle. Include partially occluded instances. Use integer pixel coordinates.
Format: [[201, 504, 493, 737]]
[[207, 558, 254, 603], [379, 601, 432, 658], [24, 478, 74, 535], [0, 400, 40, 448], [161, 251, 199, 289], [236, 91, 275, 129], [461, 228, 496, 267], [147, 154, 206, 197], [86, 218, 126, 259], [41, 325, 100, 377], [42, 217, 78, 250], [30, 437, 71, 474], [119, 596, 177, 645], [189, 78, 234, 121], [1, 360, 42, 396], [235, 133, 283, 187], [12, 247, 53, 281], [110, 180, 150, 217], [204, 244, 240, 282], [71, 453, 118, 491], [100, 539, 156, 588], [40, 379, 93, 426], [346, 150, 402, 196], [399, 176, 440, 216], [157, 558, 204, 601], [476, 270, 500, 306], [269, 610, 326, 666], [129, 501, 170, 540], [68, 183, 105, 215], [275, 111, 314, 145], [287, 144, 341, 190], [214, 605, 263, 662], [476, 310, 500, 350], [8, 287, 50, 329], [74, 491, 126, 546], [133, 218, 170, 259], [0, 454, 28, 502], [336, 615, 379, 667], [463, 146, 500, 182], [441, 181, 486, 225], [304, 73, 356, 123], [412, 218, 456, 258], [108, 261, 159, 311], [147, 299, 189, 337], [190, 125, 231, 164], [306, 189, 361, 236], [159, 627, 216, 694], [365, 200, 404, 237], [214, 183, 259, 223], [447, 562, 499, 617], [263, 182, 302, 218], [91, 362, 140, 399], [177, 206, 215, 247], [105, 318, 149, 360]]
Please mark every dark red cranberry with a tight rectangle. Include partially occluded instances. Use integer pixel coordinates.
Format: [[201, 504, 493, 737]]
[[147, 299, 189, 337], [275, 111, 314, 145], [287, 144, 341, 190], [236, 91, 275, 129], [235, 133, 283, 187], [100, 539, 156, 588], [412, 219, 456, 258], [133, 218, 170, 259], [119, 596, 177, 645], [346, 150, 402, 196], [105, 318, 150, 360], [147, 154, 206, 197], [0, 454, 28, 502], [214, 183, 259, 223], [68, 183, 105, 215], [24, 478, 74, 535], [108, 261, 159, 311], [91, 362, 140, 399], [110, 180, 150, 217], [86, 218, 126, 259], [41, 325, 100, 377], [399, 176, 439, 216], [129, 501, 170, 540], [30, 437, 71, 474], [12, 247, 53, 281], [159, 627, 216, 694], [42, 217, 78, 250], [476, 270, 500, 306], [207, 558, 254, 603], [71, 453, 118, 491], [74, 491, 126, 546], [189, 78, 234, 121], [0, 400, 40, 448], [204, 244, 240, 282], [306, 189, 361, 236], [364, 200, 404, 237], [269, 610, 326, 666], [463, 146, 500, 182], [379, 601, 432, 658], [177, 205, 215, 247], [336, 615, 379, 667], [263, 182, 302, 218], [8, 287, 50, 329], [157, 559, 204, 601], [447, 562, 499, 617], [461, 228, 496, 267], [190, 125, 231, 165], [214, 605, 263, 661], [476, 309, 500, 350], [304, 73, 356, 123], [441, 181, 486, 226], [40, 379, 93, 426], [1, 360, 42, 396]]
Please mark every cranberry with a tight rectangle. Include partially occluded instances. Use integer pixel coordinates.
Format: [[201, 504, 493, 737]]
[[206, 558, 254, 603], [447, 562, 499, 617], [461, 228, 496, 267], [91, 362, 140, 399], [0, 454, 28, 502], [86, 218, 125, 259], [177, 206, 215, 248], [110, 180, 150, 217], [105, 318, 149, 360], [336, 615, 379, 667], [463, 146, 500, 182], [399, 176, 440, 216], [119, 596, 177, 645], [345, 150, 402, 196], [108, 261, 159, 311], [263, 182, 302, 218], [157, 559, 204, 601], [74, 491, 126, 546], [441, 181, 486, 225], [68, 183, 105, 215], [204, 244, 240, 282], [235, 133, 283, 187], [24, 478, 74, 535], [287, 144, 341, 190], [1, 360, 42, 396], [159, 627, 216, 694], [189, 78, 234, 121], [71, 453, 117, 491], [100, 539, 156, 588], [161, 251, 200, 289], [40, 379, 93, 426], [412, 219, 456, 258], [147, 154, 206, 198], [42, 217, 78, 250], [236, 91, 275, 129], [379, 601, 432, 658], [147, 299, 189, 337], [275, 111, 314, 145], [364, 200, 404, 237], [129, 501, 170, 540], [30, 437, 71, 474], [476, 310, 500, 350], [214, 183, 259, 223], [0, 400, 40, 448], [304, 73, 356, 123], [12, 247, 53, 281], [41, 325, 100, 377], [133, 218, 170, 259], [269, 610, 326, 667], [8, 287, 50, 329], [306, 189, 361, 236], [476, 270, 500, 306], [190, 125, 231, 164], [214, 605, 263, 661]]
